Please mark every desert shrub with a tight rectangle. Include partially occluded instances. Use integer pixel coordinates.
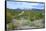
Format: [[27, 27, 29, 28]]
[[35, 13, 43, 19], [30, 18, 34, 21], [8, 23, 16, 30]]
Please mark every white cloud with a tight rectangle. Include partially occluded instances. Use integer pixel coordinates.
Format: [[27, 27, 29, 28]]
[[16, 0, 45, 2]]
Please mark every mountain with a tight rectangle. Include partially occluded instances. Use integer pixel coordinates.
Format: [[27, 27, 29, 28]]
[[7, 8, 44, 12]]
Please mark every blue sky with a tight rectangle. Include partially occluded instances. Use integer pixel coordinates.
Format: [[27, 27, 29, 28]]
[[7, 1, 44, 9]]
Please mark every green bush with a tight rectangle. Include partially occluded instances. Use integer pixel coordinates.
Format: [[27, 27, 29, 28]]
[[8, 23, 16, 30], [30, 18, 34, 21], [35, 13, 43, 19]]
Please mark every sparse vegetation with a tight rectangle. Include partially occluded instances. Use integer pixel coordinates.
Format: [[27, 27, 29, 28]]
[[6, 8, 45, 29]]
